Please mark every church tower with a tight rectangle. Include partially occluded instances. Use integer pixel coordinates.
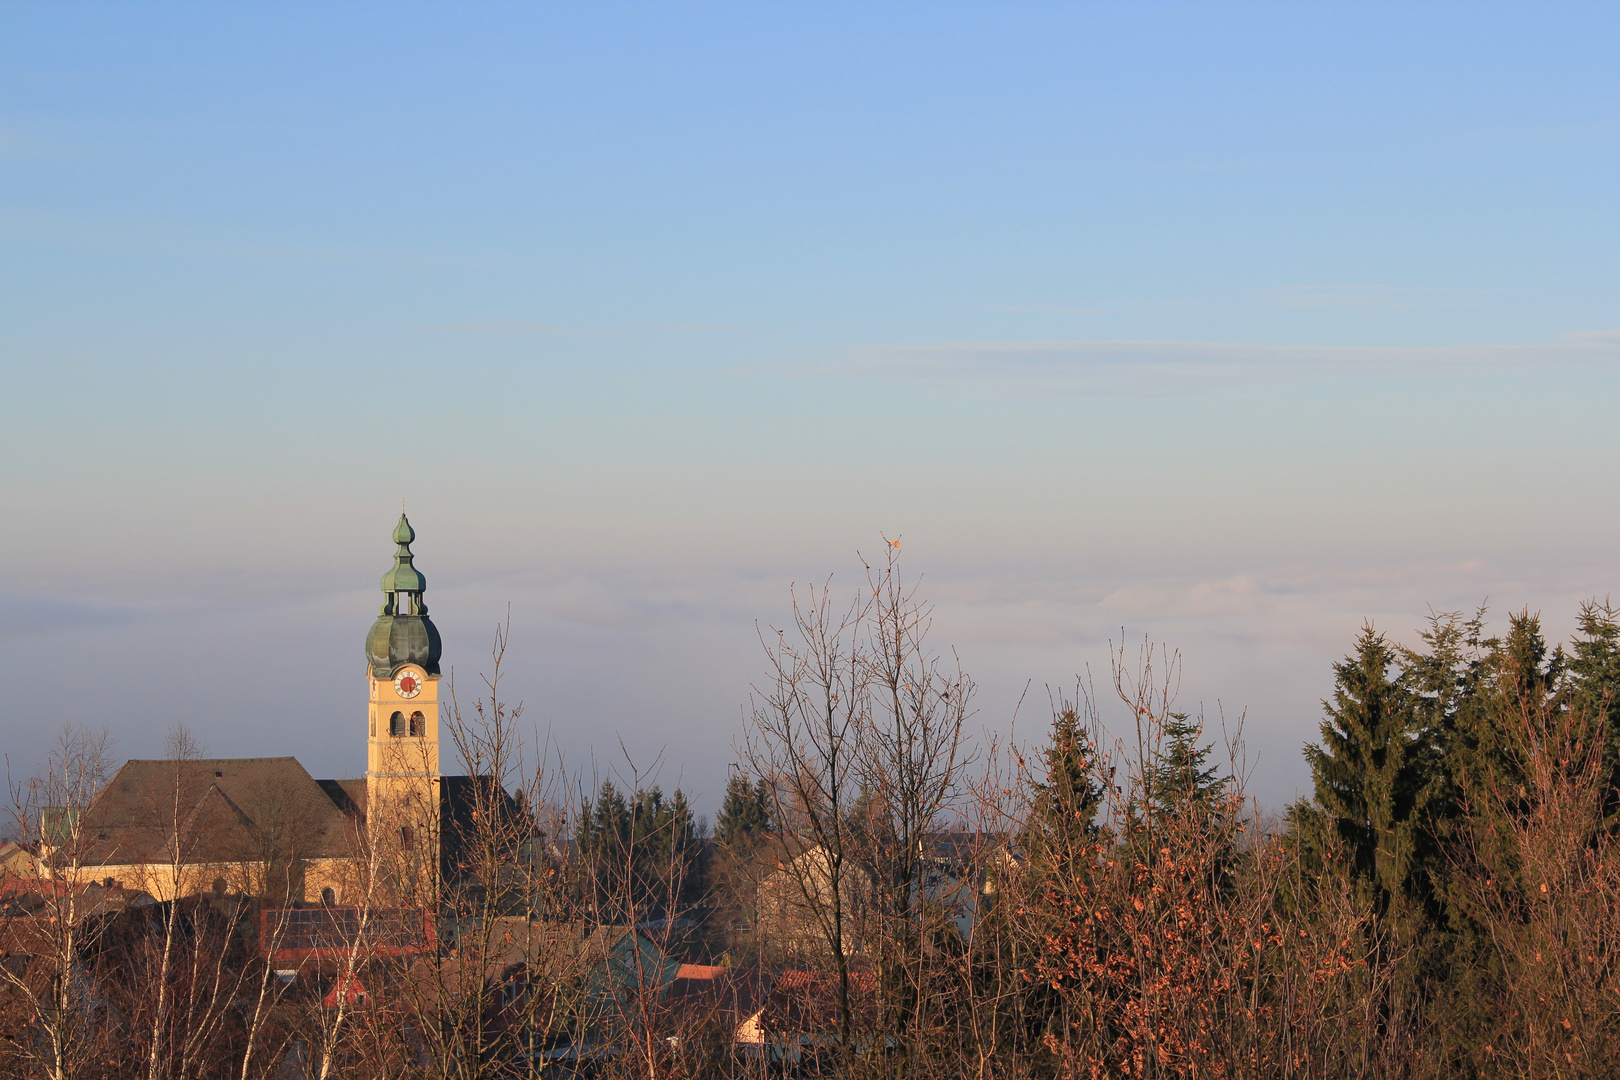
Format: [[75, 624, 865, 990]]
[[364, 513, 443, 895]]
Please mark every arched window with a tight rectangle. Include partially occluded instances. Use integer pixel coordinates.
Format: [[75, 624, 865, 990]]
[[409, 711, 425, 737], [321, 886, 336, 906], [400, 825, 414, 846], [390, 711, 405, 737]]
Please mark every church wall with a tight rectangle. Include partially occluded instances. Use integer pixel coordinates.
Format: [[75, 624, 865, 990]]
[[88, 856, 365, 904]]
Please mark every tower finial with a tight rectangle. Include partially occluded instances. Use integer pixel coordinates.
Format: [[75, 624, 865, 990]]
[[367, 513, 441, 676]]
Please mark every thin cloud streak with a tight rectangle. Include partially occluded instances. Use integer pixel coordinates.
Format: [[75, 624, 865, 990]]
[[789, 331, 1620, 397], [1249, 284, 1487, 311], [430, 320, 750, 336]]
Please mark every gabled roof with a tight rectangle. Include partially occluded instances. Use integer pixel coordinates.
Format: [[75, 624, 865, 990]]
[[666, 964, 769, 1022], [754, 969, 879, 1036], [73, 757, 360, 867], [0, 840, 44, 877]]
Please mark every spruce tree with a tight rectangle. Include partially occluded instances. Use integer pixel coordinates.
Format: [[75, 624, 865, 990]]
[[1021, 705, 1105, 865], [1449, 610, 1564, 841], [1393, 607, 1488, 906], [1305, 624, 1427, 912], [1568, 598, 1620, 823], [1016, 703, 1106, 1063], [1437, 610, 1575, 1066], [1398, 608, 1489, 791], [577, 778, 630, 857], [715, 772, 772, 850], [1142, 712, 1223, 821]]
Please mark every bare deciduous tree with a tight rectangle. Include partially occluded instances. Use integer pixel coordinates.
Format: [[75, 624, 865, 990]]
[[1, 725, 116, 1080]]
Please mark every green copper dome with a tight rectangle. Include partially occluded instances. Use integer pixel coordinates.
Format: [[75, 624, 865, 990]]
[[366, 513, 442, 677]]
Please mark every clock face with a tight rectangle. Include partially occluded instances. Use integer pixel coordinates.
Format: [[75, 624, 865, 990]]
[[394, 670, 423, 699]]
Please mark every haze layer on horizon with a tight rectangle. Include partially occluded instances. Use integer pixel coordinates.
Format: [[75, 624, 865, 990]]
[[5, 3, 1620, 817]]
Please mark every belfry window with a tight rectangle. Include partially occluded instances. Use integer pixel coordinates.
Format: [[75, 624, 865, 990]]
[[390, 711, 406, 737], [409, 711, 425, 737], [395, 592, 415, 615]]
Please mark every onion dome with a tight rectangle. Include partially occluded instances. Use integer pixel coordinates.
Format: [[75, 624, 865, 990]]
[[365, 513, 442, 677]]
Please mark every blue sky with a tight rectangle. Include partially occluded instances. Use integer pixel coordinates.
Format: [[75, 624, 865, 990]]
[[4, 3, 1619, 816]]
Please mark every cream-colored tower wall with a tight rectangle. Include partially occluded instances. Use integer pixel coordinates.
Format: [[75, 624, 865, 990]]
[[367, 663, 441, 779], [366, 663, 442, 904]]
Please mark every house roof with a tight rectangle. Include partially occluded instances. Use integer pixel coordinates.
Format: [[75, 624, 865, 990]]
[[72, 757, 360, 867], [259, 906, 435, 961], [666, 964, 769, 1022], [0, 841, 44, 880], [756, 969, 879, 1035], [0, 878, 154, 921], [315, 778, 367, 818], [440, 920, 671, 988], [460, 917, 586, 972]]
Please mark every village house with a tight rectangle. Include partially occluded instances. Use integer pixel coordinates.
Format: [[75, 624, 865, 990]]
[[754, 831, 1018, 959]]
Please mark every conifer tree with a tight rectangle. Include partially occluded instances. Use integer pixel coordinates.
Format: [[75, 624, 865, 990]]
[[1568, 598, 1620, 822], [577, 778, 631, 855], [1391, 607, 1488, 907], [715, 772, 773, 850], [1435, 610, 1585, 1067], [1305, 624, 1427, 912], [1142, 711, 1223, 821], [1020, 704, 1105, 865], [1449, 611, 1564, 841], [1398, 608, 1489, 792]]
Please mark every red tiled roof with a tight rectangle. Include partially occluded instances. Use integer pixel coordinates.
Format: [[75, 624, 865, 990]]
[[674, 963, 729, 980], [758, 969, 879, 1034]]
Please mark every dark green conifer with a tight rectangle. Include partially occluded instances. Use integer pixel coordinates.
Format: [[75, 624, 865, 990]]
[[715, 772, 773, 849], [1142, 712, 1223, 821], [1449, 610, 1564, 841], [1020, 705, 1105, 864], [1305, 624, 1427, 911], [1568, 598, 1620, 823]]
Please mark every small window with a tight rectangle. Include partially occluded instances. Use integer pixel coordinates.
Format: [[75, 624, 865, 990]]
[[390, 711, 405, 737], [409, 711, 425, 737], [400, 825, 414, 846], [321, 886, 336, 906]]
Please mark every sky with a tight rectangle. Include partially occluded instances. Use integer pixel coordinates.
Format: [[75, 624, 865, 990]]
[[4, 3, 1620, 819]]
